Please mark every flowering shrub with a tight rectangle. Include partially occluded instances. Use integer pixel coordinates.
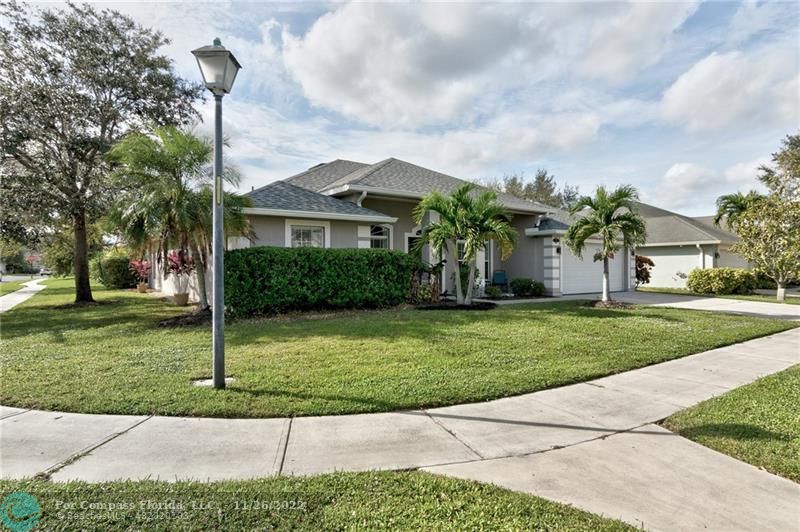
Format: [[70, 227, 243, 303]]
[[129, 259, 151, 283], [635, 255, 655, 286], [167, 250, 195, 293]]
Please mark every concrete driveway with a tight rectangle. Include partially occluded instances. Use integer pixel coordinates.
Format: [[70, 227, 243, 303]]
[[613, 291, 800, 321]]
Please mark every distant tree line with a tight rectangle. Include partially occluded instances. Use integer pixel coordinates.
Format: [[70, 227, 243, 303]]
[[483, 169, 579, 210]]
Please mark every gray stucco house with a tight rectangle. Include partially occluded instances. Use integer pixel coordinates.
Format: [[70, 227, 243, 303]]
[[230, 157, 637, 297], [634, 203, 747, 288]]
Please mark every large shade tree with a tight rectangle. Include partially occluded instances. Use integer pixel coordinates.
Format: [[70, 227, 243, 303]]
[[565, 186, 647, 303], [413, 184, 517, 305], [732, 196, 800, 302], [758, 133, 800, 201], [0, 1, 201, 302], [109, 126, 251, 310]]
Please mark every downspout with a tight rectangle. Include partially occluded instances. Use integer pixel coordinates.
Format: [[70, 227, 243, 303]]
[[356, 190, 367, 207], [696, 244, 705, 268]]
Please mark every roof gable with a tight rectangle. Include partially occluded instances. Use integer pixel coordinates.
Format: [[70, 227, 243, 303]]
[[634, 201, 737, 245], [245, 181, 392, 220], [319, 157, 551, 214], [283, 159, 368, 191]]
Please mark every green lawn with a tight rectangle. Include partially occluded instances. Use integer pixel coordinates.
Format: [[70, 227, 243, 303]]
[[664, 365, 800, 483], [638, 286, 800, 305], [0, 279, 28, 295], [0, 471, 633, 531], [0, 278, 795, 418]]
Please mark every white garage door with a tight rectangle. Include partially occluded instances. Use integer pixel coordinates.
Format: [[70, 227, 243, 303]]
[[561, 244, 625, 295]]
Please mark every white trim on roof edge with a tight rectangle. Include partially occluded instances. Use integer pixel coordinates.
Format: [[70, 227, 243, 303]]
[[638, 240, 722, 247], [243, 207, 397, 224], [324, 184, 549, 214]]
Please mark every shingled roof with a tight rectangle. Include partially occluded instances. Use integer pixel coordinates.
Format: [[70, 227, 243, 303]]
[[526, 201, 738, 247], [636, 202, 737, 245], [281, 158, 551, 214], [244, 181, 395, 221], [283, 159, 369, 192]]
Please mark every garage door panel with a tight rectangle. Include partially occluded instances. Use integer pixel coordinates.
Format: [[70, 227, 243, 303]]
[[562, 244, 625, 295]]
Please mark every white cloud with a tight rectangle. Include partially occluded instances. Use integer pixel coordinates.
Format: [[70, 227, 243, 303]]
[[661, 47, 799, 132], [576, 2, 698, 82], [722, 158, 769, 190], [281, 2, 699, 128], [648, 163, 717, 211], [282, 3, 538, 128], [646, 158, 771, 215]]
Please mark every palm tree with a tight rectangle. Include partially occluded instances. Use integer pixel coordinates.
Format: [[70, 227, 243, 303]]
[[413, 183, 516, 305], [108, 126, 251, 310], [714, 191, 762, 230], [565, 185, 646, 303]]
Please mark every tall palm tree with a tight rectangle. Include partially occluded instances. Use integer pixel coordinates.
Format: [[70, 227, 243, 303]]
[[108, 126, 251, 310], [565, 185, 646, 303], [413, 183, 516, 305], [713, 190, 762, 229]]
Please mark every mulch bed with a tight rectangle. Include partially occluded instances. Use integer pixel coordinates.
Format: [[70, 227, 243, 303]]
[[582, 300, 636, 309], [415, 301, 496, 311]]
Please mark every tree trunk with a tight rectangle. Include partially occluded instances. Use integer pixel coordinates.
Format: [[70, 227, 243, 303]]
[[72, 207, 94, 303], [777, 281, 786, 303], [465, 258, 477, 305], [602, 256, 610, 303], [193, 245, 210, 311], [449, 242, 464, 305]]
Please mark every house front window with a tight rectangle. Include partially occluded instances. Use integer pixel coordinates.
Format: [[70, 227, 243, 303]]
[[370, 225, 390, 249], [290, 225, 325, 248]]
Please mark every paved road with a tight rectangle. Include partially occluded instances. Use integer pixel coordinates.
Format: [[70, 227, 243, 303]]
[[0, 278, 46, 313], [1, 328, 798, 531]]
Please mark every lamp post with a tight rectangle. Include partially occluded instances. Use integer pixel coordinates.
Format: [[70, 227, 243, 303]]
[[192, 38, 241, 390]]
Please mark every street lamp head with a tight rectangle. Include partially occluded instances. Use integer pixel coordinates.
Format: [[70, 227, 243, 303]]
[[191, 38, 241, 95]]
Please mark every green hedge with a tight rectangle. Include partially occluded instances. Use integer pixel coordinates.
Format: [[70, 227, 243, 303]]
[[510, 278, 545, 297], [686, 267, 756, 295], [95, 256, 137, 289], [225, 247, 421, 316]]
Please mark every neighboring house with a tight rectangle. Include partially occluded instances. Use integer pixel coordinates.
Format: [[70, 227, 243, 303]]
[[634, 202, 746, 288], [230, 157, 637, 297]]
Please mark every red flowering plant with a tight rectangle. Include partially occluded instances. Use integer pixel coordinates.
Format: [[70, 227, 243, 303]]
[[166, 249, 195, 293], [130, 259, 152, 283]]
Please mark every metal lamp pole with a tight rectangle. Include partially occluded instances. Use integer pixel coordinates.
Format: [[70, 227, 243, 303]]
[[192, 38, 241, 390], [212, 93, 225, 389]]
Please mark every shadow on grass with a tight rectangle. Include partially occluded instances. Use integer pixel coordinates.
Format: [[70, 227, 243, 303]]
[[223, 303, 687, 346], [678, 423, 792, 442]]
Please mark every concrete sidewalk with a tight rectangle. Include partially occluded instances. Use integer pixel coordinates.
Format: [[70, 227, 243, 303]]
[[0, 278, 47, 313], [1, 328, 797, 530]]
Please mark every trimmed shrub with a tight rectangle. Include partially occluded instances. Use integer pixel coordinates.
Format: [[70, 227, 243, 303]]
[[96, 256, 137, 289], [225, 246, 421, 316], [510, 277, 545, 297], [686, 267, 756, 295], [484, 285, 503, 299]]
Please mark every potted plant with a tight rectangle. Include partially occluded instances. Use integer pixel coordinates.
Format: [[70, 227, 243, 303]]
[[130, 259, 151, 293], [167, 249, 194, 306]]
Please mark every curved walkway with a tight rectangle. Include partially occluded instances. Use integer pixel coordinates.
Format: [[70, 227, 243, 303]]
[[1, 327, 798, 530], [0, 278, 47, 313]]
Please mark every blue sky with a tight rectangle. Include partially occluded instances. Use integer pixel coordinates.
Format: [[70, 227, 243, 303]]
[[96, 1, 797, 215]]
